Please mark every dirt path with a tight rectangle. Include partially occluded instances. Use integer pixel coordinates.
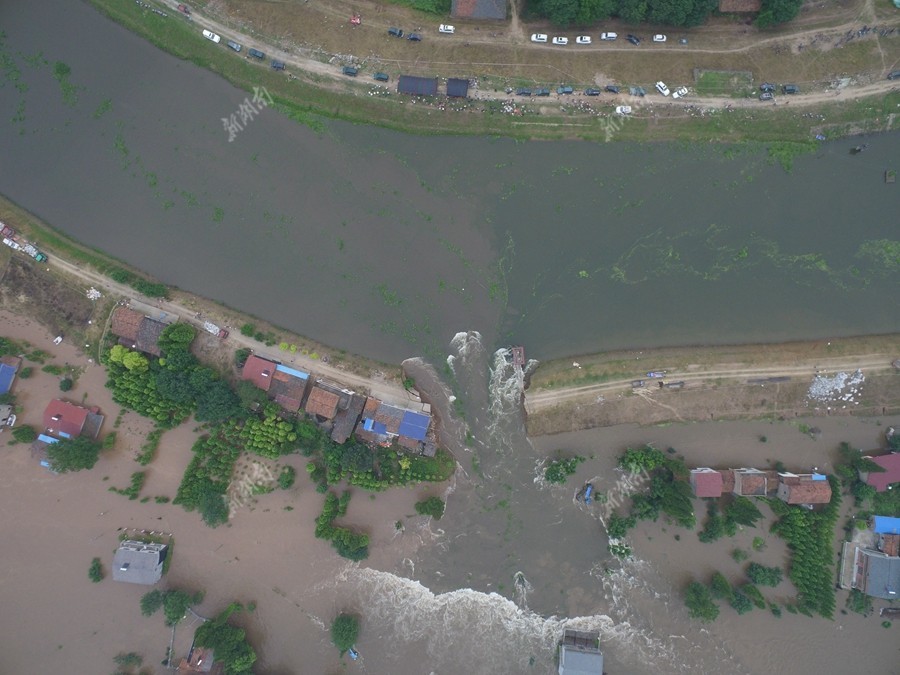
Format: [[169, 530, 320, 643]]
[[525, 354, 897, 412], [45, 255, 416, 408]]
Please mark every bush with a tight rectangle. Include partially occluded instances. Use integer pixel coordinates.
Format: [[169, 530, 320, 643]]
[[544, 454, 585, 484], [58, 377, 73, 391], [234, 347, 252, 368], [18, 366, 33, 379], [240, 323, 256, 337], [710, 572, 733, 601], [747, 563, 783, 587], [330, 613, 359, 654], [741, 584, 767, 609], [730, 591, 753, 615], [12, 425, 37, 443], [89, 557, 104, 582], [278, 466, 296, 489], [684, 581, 719, 623], [42, 364, 64, 375], [414, 496, 445, 519], [731, 548, 749, 563], [607, 513, 636, 539]]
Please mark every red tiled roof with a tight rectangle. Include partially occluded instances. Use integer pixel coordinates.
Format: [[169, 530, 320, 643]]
[[269, 370, 307, 412], [241, 355, 276, 392], [43, 399, 90, 438], [778, 480, 832, 504], [691, 470, 723, 497], [721, 469, 735, 493], [305, 386, 340, 419], [862, 453, 900, 492], [734, 471, 767, 496], [111, 307, 143, 341]]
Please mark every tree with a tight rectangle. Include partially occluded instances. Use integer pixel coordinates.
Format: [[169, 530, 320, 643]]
[[730, 591, 753, 615], [278, 466, 296, 489], [195, 604, 257, 675], [414, 496, 445, 519], [46, 436, 102, 472], [59, 377, 73, 391], [616, 0, 648, 23], [684, 581, 719, 622], [195, 380, 242, 423], [544, 455, 585, 484], [234, 347, 252, 368], [330, 613, 359, 654], [121, 351, 149, 373], [236, 379, 268, 409], [710, 572, 733, 601], [607, 513, 636, 539], [725, 496, 763, 527], [89, 557, 104, 582], [747, 563, 783, 587], [12, 425, 37, 443], [140, 589, 165, 616], [158, 322, 196, 354], [240, 323, 256, 337]]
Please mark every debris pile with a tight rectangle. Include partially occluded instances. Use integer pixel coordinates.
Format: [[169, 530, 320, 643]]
[[807, 369, 864, 406]]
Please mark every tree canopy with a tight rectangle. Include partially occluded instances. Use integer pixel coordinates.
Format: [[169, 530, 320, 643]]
[[330, 613, 359, 654], [46, 436, 102, 472], [684, 581, 719, 622], [414, 496, 446, 519], [194, 604, 257, 675]]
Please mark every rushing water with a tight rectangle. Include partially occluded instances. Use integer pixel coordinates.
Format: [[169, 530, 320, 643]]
[[1, 0, 898, 365]]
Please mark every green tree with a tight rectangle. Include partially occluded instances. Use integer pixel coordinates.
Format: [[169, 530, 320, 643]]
[[59, 377, 73, 391], [607, 513, 636, 539], [544, 454, 585, 484], [12, 425, 37, 443], [414, 496, 445, 519], [234, 347, 252, 368], [140, 589, 165, 616], [158, 322, 196, 353], [46, 436, 102, 472], [195, 380, 242, 423], [330, 613, 359, 654], [240, 323, 256, 337], [710, 572, 733, 601], [236, 379, 268, 409], [278, 466, 296, 489], [724, 496, 763, 528], [194, 604, 257, 675], [730, 591, 753, 614], [89, 557, 104, 582], [616, 0, 647, 23], [747, 563, 783, 587], [121, 351, 149, 373], [756, 0, 803, 27], [684, 581, 719, 622]]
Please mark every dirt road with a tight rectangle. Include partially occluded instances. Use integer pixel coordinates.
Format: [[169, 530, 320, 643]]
[[45, 254, 417, 408]]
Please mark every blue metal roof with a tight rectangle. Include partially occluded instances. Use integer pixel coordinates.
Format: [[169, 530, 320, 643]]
[[811, 473, 827, 481], [398, 410, 429, 441], [873, 516, 900, 535], [363, 418, 374, 432], [275, 364, 309, 380], [373, 422, 388, 435], [0, 364, 15, 395], [37, 434, 59, 444]]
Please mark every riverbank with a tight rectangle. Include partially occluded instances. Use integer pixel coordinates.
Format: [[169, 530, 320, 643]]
[[87, 0, 900, 142]]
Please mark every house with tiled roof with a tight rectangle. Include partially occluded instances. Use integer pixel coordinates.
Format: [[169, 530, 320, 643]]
[[331, 393, 366, 444], [178, 646, 224, 674], [859, 452, 900, 492], [110, 306, 167, 356], [355, 397, 432, 450], [268, 364, 310, 413], [776, 473, 832, 505], [43, 399, 104, 439], [451, 0, 507, 20], [852, 547, 900, 600], [690, 468, 723, 498], [241, 354, 277, 392], [732, 468, 768, 497], [306, 385, 341, 420]]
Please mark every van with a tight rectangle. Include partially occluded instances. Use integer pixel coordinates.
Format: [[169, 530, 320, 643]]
[[271, 60, 285, 70], [439, 24, 455, 34], [227, 40, 242, 52], [202, 29, 221, 44], [782, 84, 799, 94], [248, 48, 265, 59]]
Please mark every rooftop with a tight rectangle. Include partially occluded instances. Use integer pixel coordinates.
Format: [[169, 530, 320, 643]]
[[241, 354, 277, 392], [558, 629, 603, 675], [734, 468, 768, 496], [306, 385, 341, 420], [858, 549, 900, 600], [690, 468, 723, 498], [110, 306, 143, 341], [112, 540, 167, 585], [136, 317, 166, 357], [873, 516, 900, 535], [331, 393, 366, 444], [861, 452, 900, 492], [43, 399, 96, 439], [777, 480, 833, 504]]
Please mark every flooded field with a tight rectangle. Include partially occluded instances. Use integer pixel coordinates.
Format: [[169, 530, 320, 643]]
[[0, 0, 898, 365]]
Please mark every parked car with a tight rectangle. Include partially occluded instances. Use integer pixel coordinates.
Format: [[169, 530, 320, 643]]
[[760, 82, 776, 93], [248, 48, 265, 59], [531, 33, 548, 43], [584, 88, 601, 96], [605, 85, 620, 94], [407, 33, 422, 41], [388, 27, 403, 37], [759, 92, 774, 101], [439, 24, 455, 34], [576, 35, 591, 44], [889, 70, 900, 80], [516, 87, 532, 96], [782, 84, 799, 94], [672, 86, 688, 99], [227, 40, 242, 52], [626, 34, 641, 45], [271, 60, 285, 70], [615, 105, 632, 115], [630, 86, 646, 97], [342, 66, 358, 76], [652, 34, 667, 42], [535, 88, 551, 96], [600, 32, 617, 41], [373, 72, 390, 82], [552, 37, 569, 45], [177, 3, 191, 14], [202, 29, 221, 44], [655, 81, 670, 96], [557, 85, 574, 94]]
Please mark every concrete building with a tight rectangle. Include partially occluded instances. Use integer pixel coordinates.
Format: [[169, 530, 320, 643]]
[[558, 629, 603, 675], [112, 540, 168, 585]]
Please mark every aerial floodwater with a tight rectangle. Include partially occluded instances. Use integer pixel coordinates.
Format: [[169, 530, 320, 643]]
[[1, 1, 898, 365], [1, 1, 900, 673]]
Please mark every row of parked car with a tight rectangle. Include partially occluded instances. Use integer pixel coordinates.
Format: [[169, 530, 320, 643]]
[[530, 33, 666, 45], [202, 29, 285, 69], [758, 83, 800, 100]]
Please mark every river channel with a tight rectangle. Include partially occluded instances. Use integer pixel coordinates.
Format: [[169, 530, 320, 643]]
[[1, 0, 898, 365]]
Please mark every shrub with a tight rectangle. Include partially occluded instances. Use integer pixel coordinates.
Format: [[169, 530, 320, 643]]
[[731, 548, 749, 563], [544, 454, 585, 484], [89, 557, 104, 582], [742, 584, 767, 609], [42, 364, 64, 375], [747, 563, 782, 587], [607, 513, 636, 539], [414, 496, 445, 519], [18, 366, 33, 379], [684, 581, 719, 623], [710, 572, 733, 601], [12, 425, 37, 443], [730, 591, 753, 615], [278, 466, 296, 489], [240, 323, 256, 337]]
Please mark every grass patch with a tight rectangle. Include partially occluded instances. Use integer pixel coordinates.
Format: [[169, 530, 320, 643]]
[[694, 70, 754, 98]]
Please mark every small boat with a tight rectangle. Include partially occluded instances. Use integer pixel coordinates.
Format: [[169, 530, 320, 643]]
[[348, 647, 359, 660], [576, 483, 593, 504]]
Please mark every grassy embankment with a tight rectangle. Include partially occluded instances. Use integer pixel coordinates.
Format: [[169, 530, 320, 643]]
[[88, 0, 900, 142]]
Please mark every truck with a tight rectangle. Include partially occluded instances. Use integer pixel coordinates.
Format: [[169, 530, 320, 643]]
[[2, 237, 22, 251], [203, 321, 229, 339], [22, 244, 48, 262]]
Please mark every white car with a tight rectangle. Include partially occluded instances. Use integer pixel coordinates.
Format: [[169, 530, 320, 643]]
[[655, 81, 670, 96], [600, 32, 617, 41], [615, 106, 632, 115], [552, 37, 569, 45], [439, 24, 455, 34], [531, 33, 548, 43], [653, 34, 667, 42], [202, 29, 221, 44], [576, 35, 592, 44], [672, 86, 688, 99]]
